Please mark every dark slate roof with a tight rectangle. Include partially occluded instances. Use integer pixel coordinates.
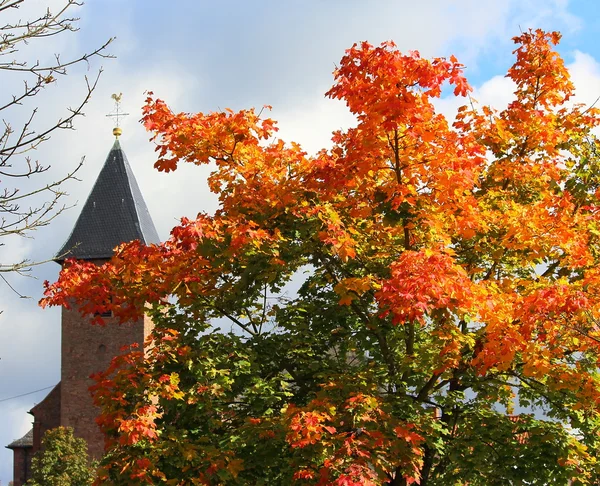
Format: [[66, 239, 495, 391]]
[[6, 428, 33, 449], [56, 139, 160, 262]]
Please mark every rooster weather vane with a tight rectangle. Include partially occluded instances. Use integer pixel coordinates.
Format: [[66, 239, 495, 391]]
[[106, 93, 129, 138]]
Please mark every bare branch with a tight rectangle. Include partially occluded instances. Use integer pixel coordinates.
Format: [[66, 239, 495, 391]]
[[0, 0, 113, 298]]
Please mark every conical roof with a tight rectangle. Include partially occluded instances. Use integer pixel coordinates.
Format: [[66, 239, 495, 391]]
[[55, 140, 160, 262]]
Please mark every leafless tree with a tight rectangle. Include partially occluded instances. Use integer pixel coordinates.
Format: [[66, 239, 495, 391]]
[[0, 0, 113, 296]]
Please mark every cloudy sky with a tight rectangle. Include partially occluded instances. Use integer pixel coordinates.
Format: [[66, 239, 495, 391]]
[[2, 0, 600, 481]]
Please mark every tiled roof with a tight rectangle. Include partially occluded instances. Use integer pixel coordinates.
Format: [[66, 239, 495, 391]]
[[6, 428, 33, 449], [55, 139, 160, 262]]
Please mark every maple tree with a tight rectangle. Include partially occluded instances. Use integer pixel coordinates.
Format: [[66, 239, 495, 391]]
[[44, 30, 600, 485]]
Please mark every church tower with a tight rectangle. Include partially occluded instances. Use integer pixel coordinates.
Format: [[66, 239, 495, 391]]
[[54, 134, 160, 458], [8, 125, 161, 486]]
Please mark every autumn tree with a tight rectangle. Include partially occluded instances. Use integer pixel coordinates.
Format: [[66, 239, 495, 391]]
[[0, 0, 112, 295], [27, 426, 95, 486], [44, 30, 600, 485]]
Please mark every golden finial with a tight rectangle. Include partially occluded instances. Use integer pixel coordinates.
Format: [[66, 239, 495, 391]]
[[106, 93, 129, 139]]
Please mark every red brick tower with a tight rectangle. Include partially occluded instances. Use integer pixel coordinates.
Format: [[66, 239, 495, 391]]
[[8, 131, 160, 484], [53, 137, 160, 458]]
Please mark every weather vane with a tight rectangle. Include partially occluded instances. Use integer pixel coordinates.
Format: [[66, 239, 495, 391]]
[[106, 93, 129, 138]]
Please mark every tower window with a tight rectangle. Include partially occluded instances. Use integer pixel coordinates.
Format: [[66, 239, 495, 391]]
[[94, 298, 113, 318]]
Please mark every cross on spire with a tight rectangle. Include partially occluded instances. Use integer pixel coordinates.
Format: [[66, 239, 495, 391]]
[[106, 93, 129, 138]]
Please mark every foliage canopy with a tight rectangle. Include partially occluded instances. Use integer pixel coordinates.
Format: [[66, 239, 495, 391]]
[[45, 30, 600, 485], [27, 426, 95, 486]]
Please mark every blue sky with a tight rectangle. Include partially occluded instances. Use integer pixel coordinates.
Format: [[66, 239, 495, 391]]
[[2, 0, 600, 482]]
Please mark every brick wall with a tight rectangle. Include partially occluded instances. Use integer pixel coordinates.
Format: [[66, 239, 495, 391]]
[[61, 306, 154, 458], [11, 447, 31, 486], [30, 382, 61, 453]]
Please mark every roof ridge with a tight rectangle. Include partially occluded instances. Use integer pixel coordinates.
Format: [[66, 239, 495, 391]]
[[120, 144, 160, 246]]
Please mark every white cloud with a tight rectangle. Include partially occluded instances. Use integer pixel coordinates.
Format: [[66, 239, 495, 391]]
[[568, 50, 600, 107], [273, 92, 356, 156]]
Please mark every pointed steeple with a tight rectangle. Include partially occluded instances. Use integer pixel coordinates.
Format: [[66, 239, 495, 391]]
[[55, 140, 160, 262]]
